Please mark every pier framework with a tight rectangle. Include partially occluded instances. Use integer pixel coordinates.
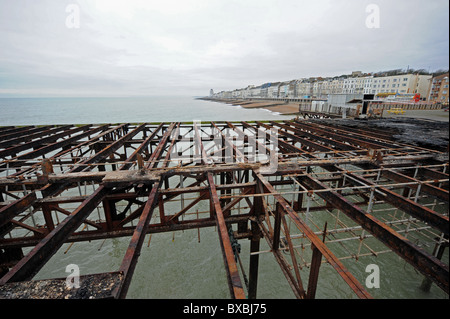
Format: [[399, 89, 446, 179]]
[[0, 119, 448, 299]]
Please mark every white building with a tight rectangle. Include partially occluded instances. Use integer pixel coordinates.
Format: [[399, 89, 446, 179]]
[[279, 82, 290, 98], [342, 76, 373, 94], [363, 77, 373, 94], [329, 78, 345, 94], [370, 74, 432, 97], [296, 80, 312, 97], [250, 85, 262, 97], [320, 79, 334, 96], [267, 82, 281, 98], [212, 71, 432, 102]]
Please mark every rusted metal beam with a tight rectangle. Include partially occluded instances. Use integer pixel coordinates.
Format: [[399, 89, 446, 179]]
[[306, 244, 323, 299], [248, 221, 260, 299], [221, 187, 254, 215], [272, 203, 282, 251], [37, 124, 147, 199], [207, 172, 246, 299], [168, 191, 208, 223], [0, 125, 76, 158], [278, 121, 358, 151], [161, 123, 181, 168], [0, 120, 447, 300], [5, 124, 126, 179], [382, 168, 449, 202], [273, 122, 449, 242], [290, 120, 396, 149], [280, 212, 306, 297], [0, 186, 107, 284], [265, 121, 337, 152], [255, 217, 306, 299], [419, 167, 449, 183], [337, 168, 449, 236], [254, 172, 372, 299], [0, 126, 36, 140], [113, 179, 161, 299], [299, 173, 449, 294], [15, 125, 107, 165], [0, 192, 37, 229], [247, 177, 265, 299], [0, 213, 252, 250], [314, 121, 396, 142], [72, 124, 146, 173], [306, 222, 327, 299], [211, 121, 247, 162], [117, 123, 163, 170], [0, 125, 55, 149], [264, 121, 449, 239], [193, 122, 210, 165], [145, 123, 177, 169], [240, 121, 303, 155]]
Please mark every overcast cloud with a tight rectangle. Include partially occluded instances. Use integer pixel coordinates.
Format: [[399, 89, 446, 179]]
[[0, 0, 448, 97]]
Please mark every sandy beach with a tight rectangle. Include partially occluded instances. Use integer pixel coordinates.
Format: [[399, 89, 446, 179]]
[[257, 103, 300, 114], [208, 98, 300, 114]]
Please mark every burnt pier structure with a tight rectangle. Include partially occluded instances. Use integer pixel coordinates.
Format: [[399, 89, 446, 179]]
[[0, 119, 448, 299]]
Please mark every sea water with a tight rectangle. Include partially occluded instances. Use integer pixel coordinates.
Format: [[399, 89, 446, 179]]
[[0, 96, 290, 126], [0, 96, 448, 299]]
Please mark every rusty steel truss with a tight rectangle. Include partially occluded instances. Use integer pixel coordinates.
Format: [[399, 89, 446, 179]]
[[0, 120, 448, 299]]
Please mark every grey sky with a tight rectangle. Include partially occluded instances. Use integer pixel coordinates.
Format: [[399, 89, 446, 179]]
[[0, 0, 448, 97]]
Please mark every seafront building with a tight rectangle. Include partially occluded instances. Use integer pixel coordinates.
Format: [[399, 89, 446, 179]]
[[370, 73, 431, 97], [427, 72, 449, 104], [212, 70, 444, 103]]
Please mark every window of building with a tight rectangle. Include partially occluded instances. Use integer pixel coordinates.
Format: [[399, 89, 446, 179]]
[[403, 78, 408, 81]]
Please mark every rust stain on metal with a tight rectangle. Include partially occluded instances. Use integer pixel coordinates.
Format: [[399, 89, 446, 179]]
[[0, 119, 448, 299]]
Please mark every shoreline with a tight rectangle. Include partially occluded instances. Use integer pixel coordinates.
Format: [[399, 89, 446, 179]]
[[199, 97, 450, 122], [199, 97, 300, 115]]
